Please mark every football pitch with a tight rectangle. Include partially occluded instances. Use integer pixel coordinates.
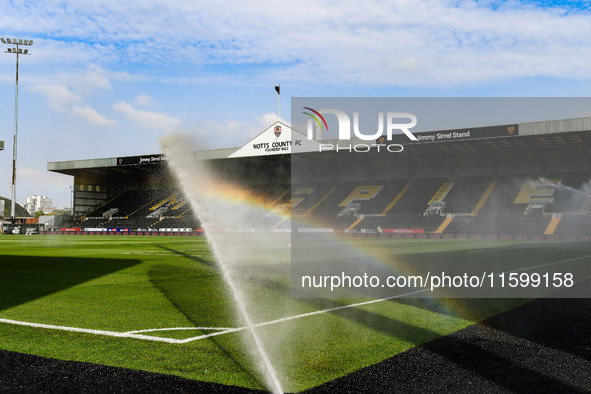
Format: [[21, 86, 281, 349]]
[[0, 235, 590, 392]]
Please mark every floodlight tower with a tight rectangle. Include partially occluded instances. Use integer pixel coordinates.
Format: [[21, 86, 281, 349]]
[[1, 37, 33, 222]]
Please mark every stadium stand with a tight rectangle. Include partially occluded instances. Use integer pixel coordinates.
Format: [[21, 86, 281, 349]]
[[444, 213, 551, 236], [387, 179, 442, 215], [309, 182, 362, 219], [554, 214, 591, 236], [45, 116, 591, 238], [546, 172, 591, 213], [477, 177, 526, 215], [360, 215, 446, 233], [339, 185, 384, 208], [444, 176, 490, 214], [544, 216, 561, 235], [56, 171, 591, 237], [71, 190, 200, 230], [359, 181, 407, 215], [150, 209, 201, 230], [381, 185, 409, 216], [56, 173, 590, 235], [301, 186, 336, 217]]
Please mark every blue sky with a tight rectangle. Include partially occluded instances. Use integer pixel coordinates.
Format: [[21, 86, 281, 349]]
[[0, 0, 591, 208]]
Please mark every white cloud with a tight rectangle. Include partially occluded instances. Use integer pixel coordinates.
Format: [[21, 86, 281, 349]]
[[134, 93, 154, 108], [18, 166, 47, 180], [29, 83, 115, 126], [4, 0, 591, 211], [113, 101, 182, 132], [72, 104, 117, 125], [69, 65, 113, 91], [29, 84, 81, 112], [4, 1, 591, 86], [190, 112, 285, 149]]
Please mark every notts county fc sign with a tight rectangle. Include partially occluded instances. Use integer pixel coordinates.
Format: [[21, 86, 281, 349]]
[[229, 122, 308, 158]]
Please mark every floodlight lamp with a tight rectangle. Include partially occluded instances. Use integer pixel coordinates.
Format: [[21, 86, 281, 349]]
[[18, 39, 22, 45], [23, 49, 28, 55], [0, 38, 5, 44], [5, 38, 10, 44], [29, 40, 33, 45]]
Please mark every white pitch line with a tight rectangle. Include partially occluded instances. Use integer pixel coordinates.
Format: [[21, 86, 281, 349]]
[[466, 244, 542, 253], [0, 318, 185, 344], [507, 253, 591, 273], [0, 290, 425, 345], [175, 327, 248, 343], [250, 289, 427, 330], [176, 288, 430, 344], [125, 326, 235, 334], [3, 252, 589, 345]]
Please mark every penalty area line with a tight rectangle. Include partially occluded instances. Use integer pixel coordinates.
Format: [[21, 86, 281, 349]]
[[0, 290, 427, 345], [124, 326, 235, 334], [507, 253, 591, 273], [0, 318, 191, 344], [177, 288, 429, 343], [2, 254, 589, 344]]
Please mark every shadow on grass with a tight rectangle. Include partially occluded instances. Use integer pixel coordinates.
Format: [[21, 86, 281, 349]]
[[245, 275, 587, 393], [307, 296, 591, 393], [157, 245, 217, 269], [147, 255, 267, 390], [0, 255, 139, 312], [154, 242, 589, 392]]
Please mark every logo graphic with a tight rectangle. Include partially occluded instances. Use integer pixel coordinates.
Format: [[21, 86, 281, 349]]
[[274, 125, 282, 137], [302, 107, 418, 153], [303, 108, 418, 142], [302, 107, 329, 134], [507, 125, 515, 135]]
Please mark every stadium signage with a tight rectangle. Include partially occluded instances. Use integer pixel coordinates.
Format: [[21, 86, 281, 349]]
[[252, 140, 301, 153], [378, 124, 519, 145], [229, 121, 317, 158], [303, 108, 417, 152], [382, 228, 425, 234], [117, 154, 167, 166]]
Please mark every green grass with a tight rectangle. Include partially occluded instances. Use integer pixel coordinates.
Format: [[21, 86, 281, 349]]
[[0, 235, 589, 392]]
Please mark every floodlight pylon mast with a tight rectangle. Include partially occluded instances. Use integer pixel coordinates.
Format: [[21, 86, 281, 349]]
[[1, 37, 33, 221]]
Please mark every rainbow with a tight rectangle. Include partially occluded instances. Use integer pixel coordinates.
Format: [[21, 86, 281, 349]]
[[193, 179, 477, 321]]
